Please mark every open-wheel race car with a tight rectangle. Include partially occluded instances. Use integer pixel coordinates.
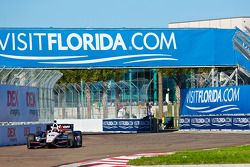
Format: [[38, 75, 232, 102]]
[[27, 123, 82, 149]]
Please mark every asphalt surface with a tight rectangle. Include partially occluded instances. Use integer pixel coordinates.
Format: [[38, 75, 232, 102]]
[[1, 132, 250, 167]]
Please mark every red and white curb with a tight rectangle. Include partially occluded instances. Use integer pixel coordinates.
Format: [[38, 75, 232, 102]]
[[60, 152, 170, 167]]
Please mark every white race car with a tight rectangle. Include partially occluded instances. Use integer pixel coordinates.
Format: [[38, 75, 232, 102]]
[[27, 124, 82, 149]]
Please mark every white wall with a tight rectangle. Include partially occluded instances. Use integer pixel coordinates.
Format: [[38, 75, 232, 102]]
[[57, 119, 103, 132]]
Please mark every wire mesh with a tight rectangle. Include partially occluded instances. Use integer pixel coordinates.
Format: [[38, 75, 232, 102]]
[[53, 80, 153, 119]]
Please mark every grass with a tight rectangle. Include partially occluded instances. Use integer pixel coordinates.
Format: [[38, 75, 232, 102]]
[[128, 145, 250, 165]]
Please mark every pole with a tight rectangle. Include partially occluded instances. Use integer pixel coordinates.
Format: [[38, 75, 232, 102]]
[[153, 69, 158, 105], [129, 69, 132, 118]]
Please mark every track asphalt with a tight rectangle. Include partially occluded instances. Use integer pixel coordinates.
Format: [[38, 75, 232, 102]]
[[1, 132, 250, 167]]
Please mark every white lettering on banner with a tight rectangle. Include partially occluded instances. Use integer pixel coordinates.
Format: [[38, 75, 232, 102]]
[[0, 32, 177, 51], [29, 33, 32, 50], [83, 33, 94, 50], [67, 33, 82, 51], [11, 33, 15, 50], [57, 33, 68, 50], [99, 33, 112, 50], [33, 33, 46, 50], [186, 88, 240, 104], [0, 33, 10, 50], [233, 118, 249, 124], [131, 33, 143, 50], [48, 33, 57, 50], [113, 33, 127, 50], [17, 33, 27, 51], [131, 32, 177, 50]]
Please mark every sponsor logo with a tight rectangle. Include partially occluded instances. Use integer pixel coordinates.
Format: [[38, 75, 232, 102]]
[[103, 120, 151, 131], [0, 31, 178, 65], [233, 117, 249, 127], [103, 121, 118, 126], [58, 125, 71, 129], [180, 116, 250, 130], [211, 117, 232, 127], [8, 128, 16, 138], [186, 88, 240, 104], [26, 92, 36, 107], [7, 90, 18, 107], [0, 32, 177, 51], [191, 118, 210, 127], [119, 121, 133, 126], [24, 127, 30, 136], [185, 87, 240, 114], [179, 118, 191, 127]]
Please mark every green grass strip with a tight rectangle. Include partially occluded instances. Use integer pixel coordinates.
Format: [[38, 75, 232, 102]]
[[129, 145, 250, 165]]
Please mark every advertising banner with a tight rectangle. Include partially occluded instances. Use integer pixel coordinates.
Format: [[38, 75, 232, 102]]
[[103, 119, 152, 132], [0, 85, 39, 122], [0, 28, 237, 68], [180, 116, 250, 130], [0, 124, 46, 146], [180, 85, 250, 116]]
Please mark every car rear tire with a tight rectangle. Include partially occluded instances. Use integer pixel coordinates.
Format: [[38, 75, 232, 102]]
[[67, 133, 74, 148], [73, 131, 82, 147], [79, 134, 82, 147], [27, 134, 35, 149]]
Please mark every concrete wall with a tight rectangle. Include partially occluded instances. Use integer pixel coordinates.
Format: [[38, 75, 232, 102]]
[[57, 119, 103, 132]]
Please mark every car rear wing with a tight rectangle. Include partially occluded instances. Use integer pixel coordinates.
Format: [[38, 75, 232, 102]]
[[46, 124, 74, 131]]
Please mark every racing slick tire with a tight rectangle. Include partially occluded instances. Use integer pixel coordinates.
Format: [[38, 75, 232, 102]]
[[78, 134, 82, 147], [27, 134, 35, 149], [73, 131, 82, 147], [67, 133, 75, 148]]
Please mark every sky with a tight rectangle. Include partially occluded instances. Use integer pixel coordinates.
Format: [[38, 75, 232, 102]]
[[0, 0, 250, 28]]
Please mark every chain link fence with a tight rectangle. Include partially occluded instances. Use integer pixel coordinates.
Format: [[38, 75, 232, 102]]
[[53, 80, 155, 119]]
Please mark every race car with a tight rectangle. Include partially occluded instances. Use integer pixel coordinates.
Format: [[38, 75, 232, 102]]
[[27, 123, 82, 149]]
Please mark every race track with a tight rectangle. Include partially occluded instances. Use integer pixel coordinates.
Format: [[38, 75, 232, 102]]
[[1, 132, 250, 167]]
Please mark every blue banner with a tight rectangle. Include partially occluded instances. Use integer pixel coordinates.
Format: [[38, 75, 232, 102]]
[[180, 85, 250, 116], [0, 28, 237, 68], [180, 116, 250, 130], [103, 119, 152, 132]]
